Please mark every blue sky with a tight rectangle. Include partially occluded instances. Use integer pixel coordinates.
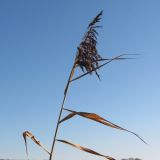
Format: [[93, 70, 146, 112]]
[[0, 0, 160, 160]]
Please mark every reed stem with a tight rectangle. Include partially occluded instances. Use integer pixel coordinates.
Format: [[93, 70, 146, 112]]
[[49, 63, 76, 160]]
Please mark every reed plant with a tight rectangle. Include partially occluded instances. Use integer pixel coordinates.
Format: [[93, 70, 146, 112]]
[[23, 11, 146, 160]]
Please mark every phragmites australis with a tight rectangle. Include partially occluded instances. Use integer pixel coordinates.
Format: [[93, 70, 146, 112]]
[[22, 11, 145, 160]]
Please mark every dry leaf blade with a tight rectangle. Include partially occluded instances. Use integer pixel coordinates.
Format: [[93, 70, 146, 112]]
[[23, 131, 50, 157], [60, 108, 147, 144], [56, 139, 115, 160]]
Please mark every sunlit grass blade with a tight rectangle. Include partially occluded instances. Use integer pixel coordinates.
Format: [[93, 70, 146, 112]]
[[56, 139, 115, 160], [23, 131, 51, 157], [60, 108, 147, 144]]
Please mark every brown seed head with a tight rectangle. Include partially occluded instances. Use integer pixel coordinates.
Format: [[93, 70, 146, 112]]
[[75, 11, 103, 79]]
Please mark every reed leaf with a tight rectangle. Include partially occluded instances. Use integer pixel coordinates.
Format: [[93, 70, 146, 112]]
[[23, 131, 50, 156], [60, 109, 147, 144], [71, 54, 134, 82], [56, 139, 115, 160]]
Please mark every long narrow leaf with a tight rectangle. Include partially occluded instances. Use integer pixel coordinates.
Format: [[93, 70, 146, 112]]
[[60, 108, 147, 144], [71, 54, 131, 82], [23, 131, 50, 156], [56, 139, 115, 160]]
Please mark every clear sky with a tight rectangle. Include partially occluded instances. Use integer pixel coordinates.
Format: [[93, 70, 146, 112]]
[[0, 0, 160, 160]]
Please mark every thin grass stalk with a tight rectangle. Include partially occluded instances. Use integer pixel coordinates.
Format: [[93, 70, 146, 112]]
[[49, 63, 76, 160]]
